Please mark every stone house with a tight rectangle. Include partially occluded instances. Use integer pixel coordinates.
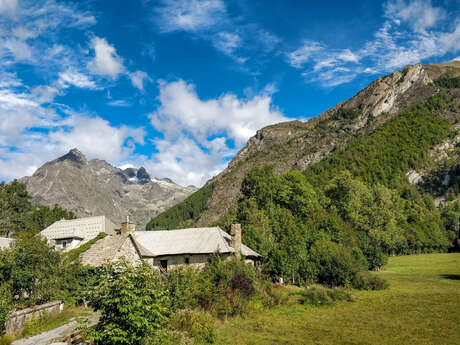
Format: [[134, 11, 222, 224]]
[[80, 221, 261, 270], [39, 215, 117, 251]]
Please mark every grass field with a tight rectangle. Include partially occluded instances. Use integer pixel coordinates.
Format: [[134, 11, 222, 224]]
[[216, 253, 460, 345]]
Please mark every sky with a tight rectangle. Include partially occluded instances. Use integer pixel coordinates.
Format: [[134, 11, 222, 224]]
[[0, 0, 459, 187]]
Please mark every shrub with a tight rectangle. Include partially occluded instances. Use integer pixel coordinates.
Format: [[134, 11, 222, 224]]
[[230, 273, 255, 298], [352, 271, 389, 290], [0, 284, 12, 334], [85, 260, 169, 345], [308, 240, 361, 287], [299, 285, 353, 306], [331, 108, 361, 121], [169, 309, 216, 344]]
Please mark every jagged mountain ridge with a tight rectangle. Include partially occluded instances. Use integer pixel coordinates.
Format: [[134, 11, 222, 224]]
[[19, 149, 196, 229], [148, 61, 460, 229]]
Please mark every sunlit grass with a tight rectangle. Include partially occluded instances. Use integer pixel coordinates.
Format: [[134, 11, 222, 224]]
[[216, 253, 460, 345]]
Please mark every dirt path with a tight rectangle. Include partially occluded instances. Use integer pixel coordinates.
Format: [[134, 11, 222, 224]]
[[11, 321, 78, 345]]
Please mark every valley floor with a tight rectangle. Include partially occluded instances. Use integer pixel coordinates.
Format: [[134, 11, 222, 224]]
[[216, 253, 460, 345]]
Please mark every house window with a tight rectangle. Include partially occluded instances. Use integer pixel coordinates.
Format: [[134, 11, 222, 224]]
[[160, 260, 168, 273], [185, 257, 190, 264]]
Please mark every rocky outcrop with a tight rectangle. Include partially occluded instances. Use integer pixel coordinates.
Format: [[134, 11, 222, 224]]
[[20, 149, 196, 229]]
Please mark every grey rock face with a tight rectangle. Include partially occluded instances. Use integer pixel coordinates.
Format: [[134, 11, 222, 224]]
[[19, 149, 196, 230]]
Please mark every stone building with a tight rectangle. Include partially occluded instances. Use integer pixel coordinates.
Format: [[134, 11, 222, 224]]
[[80, 221, 261, 270], [40, 215, 117, 251]]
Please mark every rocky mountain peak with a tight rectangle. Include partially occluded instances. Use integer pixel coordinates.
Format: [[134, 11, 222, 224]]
[[19, 150, 195, 229], [56, 148, 88, 166], [136, 167, 151, 184]]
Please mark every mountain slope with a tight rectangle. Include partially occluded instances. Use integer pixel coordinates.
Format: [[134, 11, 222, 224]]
[[147, 61, 460, 230], [19, 149, 196, 229]]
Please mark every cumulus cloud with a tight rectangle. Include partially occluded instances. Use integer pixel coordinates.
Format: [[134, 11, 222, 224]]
[[49, 115, 145, 163], [146, 79, 287, 186], [0, 79, 145, 181], [88, 36, 125, 79]]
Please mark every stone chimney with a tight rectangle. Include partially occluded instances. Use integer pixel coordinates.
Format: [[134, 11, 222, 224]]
[[121, 215, 135, 234], [230, 223, 242, 258]]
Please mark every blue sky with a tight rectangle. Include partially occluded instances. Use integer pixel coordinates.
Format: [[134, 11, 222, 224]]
[[0, 0, 459, 186]]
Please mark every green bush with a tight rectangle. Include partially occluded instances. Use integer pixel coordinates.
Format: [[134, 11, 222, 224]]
[[308, 240, 362, 287], [85, 260, 169, 345], [299, 285, 352, 306], [0, 284, 12, 334], [169, 309, 216, 344], [352, 271, 389, 290]]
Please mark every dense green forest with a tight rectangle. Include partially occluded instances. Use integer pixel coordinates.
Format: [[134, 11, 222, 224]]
[[147, 182, 215, 230]]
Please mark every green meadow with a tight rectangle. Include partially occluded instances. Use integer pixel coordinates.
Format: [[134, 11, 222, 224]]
[[216, 253, 460, 345]]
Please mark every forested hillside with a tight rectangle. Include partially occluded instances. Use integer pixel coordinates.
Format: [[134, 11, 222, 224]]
[[147, 64, 460, 284]]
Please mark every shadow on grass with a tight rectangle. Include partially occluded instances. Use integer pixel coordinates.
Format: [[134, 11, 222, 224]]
[[440, 274, 460, 280]]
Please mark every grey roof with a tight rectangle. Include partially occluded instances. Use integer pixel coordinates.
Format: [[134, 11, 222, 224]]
[[132, 227, 261, 258], [80, 234, 130, 267], [0, 237, 14, 250], [40, 216, 116, 242]]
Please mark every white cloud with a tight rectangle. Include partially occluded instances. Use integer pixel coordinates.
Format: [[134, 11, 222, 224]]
[[108, 99, 131, 107], [49, 115, 145, 163], [57, 69, 96, 89], [287, 0, 460, 87], [287, 41, 324, 69], [384, 0, 445, 33], [0, 79, 145, 181], [213, 32, 241, 56], [0, 0, 18, 19], [155, 0, 226, 33], [3, 38, 33, 61], [129, 70, 150, 91], [153, 0, 279, 67], [146, 79, 287, 186], [439, 23, 460, 53], [88, 36, 125, 79], [453, 56, 460, 62]]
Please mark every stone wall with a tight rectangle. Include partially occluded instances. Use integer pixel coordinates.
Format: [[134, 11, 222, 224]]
[[151, 253, 232, 271], [4, 301, 63, 335]]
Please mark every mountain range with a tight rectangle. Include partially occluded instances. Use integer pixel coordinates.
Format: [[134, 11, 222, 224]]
[[19, 149, 196, 229]]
